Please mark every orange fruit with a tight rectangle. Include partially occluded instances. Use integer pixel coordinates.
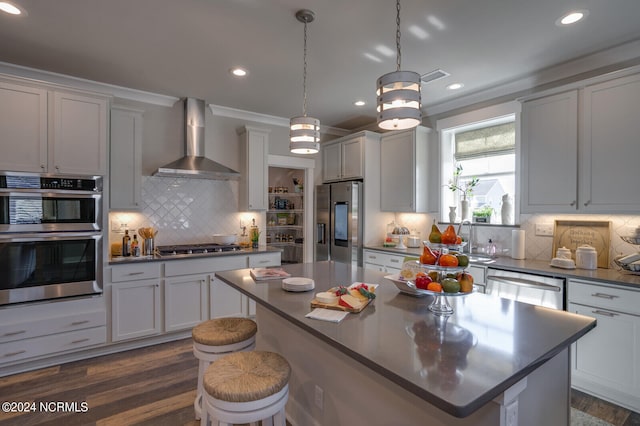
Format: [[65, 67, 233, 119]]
[[427, 282, 443, 292], [438, 254, 459, 267]]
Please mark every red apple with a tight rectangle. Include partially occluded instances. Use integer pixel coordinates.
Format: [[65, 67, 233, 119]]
[[415, 275, 433, 290]]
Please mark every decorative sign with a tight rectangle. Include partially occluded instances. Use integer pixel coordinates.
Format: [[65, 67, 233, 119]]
[[552, 220, 610, 268]]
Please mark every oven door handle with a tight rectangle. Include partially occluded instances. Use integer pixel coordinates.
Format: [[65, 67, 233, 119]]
[[0, 232, 102, 242], [486, 275, 562, 292]]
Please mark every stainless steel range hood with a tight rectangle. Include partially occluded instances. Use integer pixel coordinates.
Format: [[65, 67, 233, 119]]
[[153, 98, 240, 180]]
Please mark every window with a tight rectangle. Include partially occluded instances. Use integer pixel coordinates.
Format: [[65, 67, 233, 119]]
[[441, 115, 516, 224]]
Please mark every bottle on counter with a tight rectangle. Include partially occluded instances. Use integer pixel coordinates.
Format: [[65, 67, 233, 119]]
[[122, 229, 131, 257], [486, 239, 496, 257], [131, 234, 140, 257]]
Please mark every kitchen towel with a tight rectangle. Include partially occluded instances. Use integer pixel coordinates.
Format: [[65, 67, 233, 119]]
[[512, 230, 526, 259]]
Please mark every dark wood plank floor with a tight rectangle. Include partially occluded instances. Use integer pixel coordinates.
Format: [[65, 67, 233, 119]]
[[1, 338, 638, 425]]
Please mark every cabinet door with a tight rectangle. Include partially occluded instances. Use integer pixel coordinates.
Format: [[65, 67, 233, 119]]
[[380, 131, 415, 211], [341, 137, 364, 180], [210, 276, 246, 318], [164, 275, 208, 332], [51, 91, 108, 175], [520, 91, 578, 213], [111, 279, 161, 341], [322, 142, 342, 182], [0, 81, 47, 172], [569, 302, 640, 409], [581, 73, 640, 212], [239, 126, 268, 210], [110, 107, 143, 210]]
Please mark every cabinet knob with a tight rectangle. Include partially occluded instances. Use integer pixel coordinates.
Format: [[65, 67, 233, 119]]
[[570, 200, 576, 206], [55, 166, 60, 171], [40, 164, 45, 170], [584, 200, 591, 206]]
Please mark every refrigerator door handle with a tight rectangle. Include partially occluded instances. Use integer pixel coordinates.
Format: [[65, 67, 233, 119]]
[[317, 223, 326, 244]]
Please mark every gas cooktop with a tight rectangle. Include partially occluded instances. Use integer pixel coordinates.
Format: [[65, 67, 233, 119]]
[[157, 243, 243, 256]]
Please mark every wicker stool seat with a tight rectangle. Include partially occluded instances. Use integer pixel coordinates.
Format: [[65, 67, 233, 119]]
[[192, 318, 257, 420], [201, 351, 291, 426]]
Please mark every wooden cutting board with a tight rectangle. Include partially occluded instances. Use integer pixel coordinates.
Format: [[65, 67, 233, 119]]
[[552, 220, 610, 268], [310, 298, 372, 313]]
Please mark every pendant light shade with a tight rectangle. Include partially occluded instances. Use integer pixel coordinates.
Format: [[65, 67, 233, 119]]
[[376, 0, 422, 130], [290, 9, 320, 154]]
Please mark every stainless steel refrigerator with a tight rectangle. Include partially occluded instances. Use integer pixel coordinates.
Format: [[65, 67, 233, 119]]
[[315, 181, 363, 266]]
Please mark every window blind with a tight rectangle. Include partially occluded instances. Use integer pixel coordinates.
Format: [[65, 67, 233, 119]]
[[454, 122, 515, 160]]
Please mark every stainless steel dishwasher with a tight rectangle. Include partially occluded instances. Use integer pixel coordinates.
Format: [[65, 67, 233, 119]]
[[485, 268, 565, 310]]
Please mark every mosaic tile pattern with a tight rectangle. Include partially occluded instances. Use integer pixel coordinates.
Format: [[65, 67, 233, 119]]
[[109, 176, 260, 246]]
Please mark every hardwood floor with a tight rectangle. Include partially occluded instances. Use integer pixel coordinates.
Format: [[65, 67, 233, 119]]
[[0, 338, 638, 426]]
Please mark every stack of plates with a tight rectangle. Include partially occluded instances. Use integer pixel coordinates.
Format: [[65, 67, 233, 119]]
[[282, 277, 315, 292]]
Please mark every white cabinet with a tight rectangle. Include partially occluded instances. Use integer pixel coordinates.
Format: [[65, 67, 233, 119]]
[[0, 80, 47, 172], [363, 249, 408, 274], [322, 134, 364, 182], [568, 279, 640, 412], [110, 263, 162, 342], [521, 72, 640, 213], [164, 275, 208, 332], [521, 90, 578, 213], [0, 76, 109, 175], [110, 106, 143, 210], [210, 275, 247, 318], [380, 126, 431, 212], [248, 251, 281, 268], [467, 264, 487, 293], [238, 126, 269, 210], [580, 73, 640, 212], [51, 91, 108, 175]]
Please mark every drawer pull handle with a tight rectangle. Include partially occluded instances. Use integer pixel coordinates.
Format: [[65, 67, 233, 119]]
[[3, 330, 26, 337], [259, 260, 269, 264], [592, 310, 618, 317], [369, 255, 377, 259], [71, 338, 91, 344], [390, 259, 400, 263], [127, 272, 145, 276], [591, 292, 618, 299], [71, 320, 90, 326], [4, 350, 26, 357]]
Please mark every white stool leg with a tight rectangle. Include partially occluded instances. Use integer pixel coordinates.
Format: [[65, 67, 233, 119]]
[[262, 417, 274, 426], [195, 358, 209, 419], [274, 407, 286, 426]]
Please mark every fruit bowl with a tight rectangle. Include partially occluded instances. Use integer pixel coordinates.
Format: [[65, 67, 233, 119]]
[[423, 241, 467, 251], [384, 274, 474, 297]]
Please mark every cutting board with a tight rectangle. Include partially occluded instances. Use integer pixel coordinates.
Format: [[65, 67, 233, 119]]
[[552, 220, 610, 268], [310, 297, 372, 313]]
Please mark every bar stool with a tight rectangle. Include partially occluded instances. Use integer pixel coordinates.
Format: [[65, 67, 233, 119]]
[[201, 350, 290, 426], [192, 317, 257, 420]]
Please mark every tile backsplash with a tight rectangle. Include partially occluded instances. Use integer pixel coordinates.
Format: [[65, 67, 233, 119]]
[[109, 176, 258, 246]]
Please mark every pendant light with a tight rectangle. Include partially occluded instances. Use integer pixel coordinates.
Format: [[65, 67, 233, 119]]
[[376, 0, 422, 130], [290, 9, 320, 154]]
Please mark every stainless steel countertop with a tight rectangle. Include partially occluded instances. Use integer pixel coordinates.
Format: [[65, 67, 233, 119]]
[[215, 261, 596, 417], [108, 246, 282, 265], [365, 245, 640, 289]]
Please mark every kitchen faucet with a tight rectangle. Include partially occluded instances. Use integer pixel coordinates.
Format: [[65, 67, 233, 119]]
[[459, 220, 474, 254]]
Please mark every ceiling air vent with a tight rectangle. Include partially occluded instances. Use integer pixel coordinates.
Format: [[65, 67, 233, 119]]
[[421, 69, 450, 84]]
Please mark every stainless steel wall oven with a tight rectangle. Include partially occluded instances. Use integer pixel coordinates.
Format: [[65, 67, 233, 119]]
[[0, 172, 103, 306]]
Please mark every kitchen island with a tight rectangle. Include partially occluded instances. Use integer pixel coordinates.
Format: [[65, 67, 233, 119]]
[[215, 261, 596, 426]]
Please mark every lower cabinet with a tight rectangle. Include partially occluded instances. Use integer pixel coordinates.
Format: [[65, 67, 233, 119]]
[[363, 249, 409, 274], [164, 275, 208, 332], [210, 276, 247, 318], [111, 279, 162, 341], [568, 279, 640, 412]]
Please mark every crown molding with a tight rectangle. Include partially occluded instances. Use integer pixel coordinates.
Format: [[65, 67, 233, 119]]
[[0, 61, 179, 107]]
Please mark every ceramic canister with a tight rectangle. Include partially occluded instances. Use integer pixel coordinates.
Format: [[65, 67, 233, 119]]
[[575, 245, 598, 270], [556, 247, 572, 260]]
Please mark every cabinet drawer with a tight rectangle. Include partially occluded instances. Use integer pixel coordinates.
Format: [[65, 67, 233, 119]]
[[111, 263, 161, 282], [467, 265, 486, 285], [0, 326, 106, 364], [363, 251, 407, 269], [0, 310, 106, 343], [569, 279, 640, 315], [164, 255, 248, 276], [248, 252, 281, 267]]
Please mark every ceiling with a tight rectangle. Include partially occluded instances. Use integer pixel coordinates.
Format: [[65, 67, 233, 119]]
[[1, 0, 640, 131]]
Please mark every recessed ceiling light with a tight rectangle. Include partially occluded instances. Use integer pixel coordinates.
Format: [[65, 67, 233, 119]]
[[0, 1, 26, 15], [354, 100, 366, 106], [557, 10, 589, 26], [446, 83, 464, 90], [230, 67, 248, 77]]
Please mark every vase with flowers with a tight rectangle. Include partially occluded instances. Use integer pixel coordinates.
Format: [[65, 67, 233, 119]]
[[447, 164, 479, 221]]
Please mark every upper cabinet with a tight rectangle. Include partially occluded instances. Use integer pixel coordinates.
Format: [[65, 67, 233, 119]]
[[110, 106, 143, 210], [380, 126, 431, 212], [238, 126, 269, 211], [322, 134, 364, 182], [0, 76, 109, 176], [521, 71, 640, 213]]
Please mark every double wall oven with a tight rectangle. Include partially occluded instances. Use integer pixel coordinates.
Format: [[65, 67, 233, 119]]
[[0, 172, 103, 306]]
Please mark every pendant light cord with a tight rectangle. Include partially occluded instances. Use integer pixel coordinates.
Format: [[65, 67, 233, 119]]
[[302, 17, 309, 117], [396, 0, 401, 71]]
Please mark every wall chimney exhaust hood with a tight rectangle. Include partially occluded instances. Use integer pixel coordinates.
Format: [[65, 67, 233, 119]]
[[153, 98, 241, 180]]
